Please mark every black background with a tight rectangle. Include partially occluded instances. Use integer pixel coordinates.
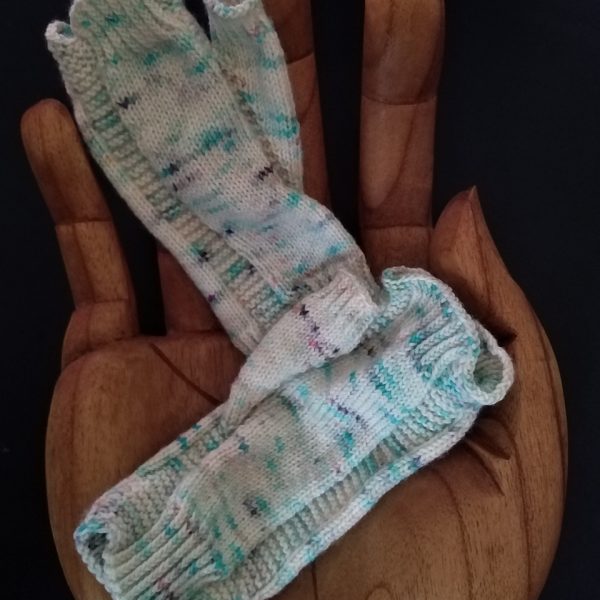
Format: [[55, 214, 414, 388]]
[[1, 0, 599, 598]]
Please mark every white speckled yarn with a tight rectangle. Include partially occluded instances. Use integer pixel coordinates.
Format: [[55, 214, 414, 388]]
[[45, 1, 515, 600], [206, 0, 304, 190], [72, 267, 513, 600]]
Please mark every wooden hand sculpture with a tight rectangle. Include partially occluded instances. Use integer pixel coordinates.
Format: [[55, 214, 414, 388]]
[[21, 1, 566, 599]]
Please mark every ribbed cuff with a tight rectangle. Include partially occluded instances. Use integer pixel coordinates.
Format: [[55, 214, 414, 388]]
[[74, 477, 222, 600], [222, 269, 378, 431], [380, 267, 514, 407]]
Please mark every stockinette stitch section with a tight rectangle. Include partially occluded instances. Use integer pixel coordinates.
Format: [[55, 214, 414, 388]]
[[73, 267, 514, 600], [47, 0, 374, 354], [206, 0, 303, 190]]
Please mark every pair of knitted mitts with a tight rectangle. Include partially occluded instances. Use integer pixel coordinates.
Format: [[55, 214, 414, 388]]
[[47, 1, 514, 599]]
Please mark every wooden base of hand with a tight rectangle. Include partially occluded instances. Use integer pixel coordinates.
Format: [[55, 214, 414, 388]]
[[22, 1, 565, 599]]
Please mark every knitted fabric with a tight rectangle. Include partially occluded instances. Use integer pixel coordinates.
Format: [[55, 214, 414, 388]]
[[45, 2, 515, 599], [73, 267, 514, 600], [206, 0, 303, 190], [222, 269, 379, 432], [47, 0, 375, 354]]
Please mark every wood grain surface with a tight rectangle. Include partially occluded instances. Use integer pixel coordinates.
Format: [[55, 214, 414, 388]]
[[21, 1, 566, 599]]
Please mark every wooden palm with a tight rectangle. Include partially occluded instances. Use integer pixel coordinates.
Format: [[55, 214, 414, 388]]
[[21, 1, 566, 599]]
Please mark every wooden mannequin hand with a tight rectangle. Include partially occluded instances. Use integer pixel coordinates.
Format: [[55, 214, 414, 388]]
[[21, 1, 566, 599]]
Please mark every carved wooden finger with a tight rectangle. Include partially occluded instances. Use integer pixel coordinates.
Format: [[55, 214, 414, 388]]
[[310, 189, 565, 600], [21, 99, 138, 367], [158, 245, 221, 334], [360, 0, 445, 273], [429, 188, 567, 597]]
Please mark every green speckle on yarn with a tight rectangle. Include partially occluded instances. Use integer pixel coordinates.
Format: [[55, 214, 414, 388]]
[[279, 395, 299, 418], [364, 453, 378, 473], [230, 543, 245, 564], [177, 34, 195, 53], [255, 496, 270, 513], [135, 538, 151, 559], [192, 59, 208, 74], [143, 51, 159, 66], [211, 550, 228, 575], [387, 462, 401, 479], [190, 241, 208, 262], [104, 13, 124, 27], [161, 202, 184, 222], [270, 112, 299, 139], [294, 261, 309, 275], [205, 438, 220, 451], [238, 90, 256, 104], [321, 362, 333, 379], [166, 456, 184, 472], [326, 244, 343, 257], [226, 259, 247, 282], [261, 56, 282, 70], [91, 89, 110, 109], [177, 435, 189, 450], [206, 200, 228, 215], [339, 430, 355, 458], [275, 437, 285, 453], [76, 519, 102, 535], [188, 559, 200, 576], [371, 376, 392, 401], [164, 524, 177, 538], [265, 456, 278, 473], [409, 331, 426, 345], [218, 158, 235, 176], [295, 383, 310, 400], [238, 440, 250, 454], [441, 301, 453, 318], [434, 374, 460, 396], [94, 113, 119, 132], [286, 191, 301, 208], [420, 362, 433, 380], [225, 513, 238, 530], [80, 18, 92, 29], [197, 127, 236, 155]]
